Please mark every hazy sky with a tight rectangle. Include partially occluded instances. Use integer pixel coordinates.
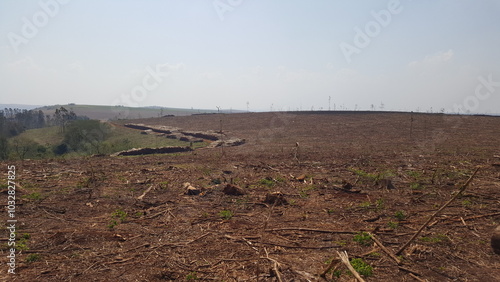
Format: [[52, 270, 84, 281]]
[[1, 0, 499, 113]]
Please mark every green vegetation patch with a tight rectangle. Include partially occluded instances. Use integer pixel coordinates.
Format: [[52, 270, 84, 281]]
[[350, 258, 373, 277], [353, 232, 372, 246], [219, 210, 233, 220]]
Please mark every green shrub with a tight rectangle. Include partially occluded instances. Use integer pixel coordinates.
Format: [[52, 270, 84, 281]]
[[22, 192, 42, 201], [111, 209, 128, 222], [350, 258, 373, 277], [387, 221, 399, 229], [353, 232, 372, 246], [53, 143, 69, 155], [219, 210, 233, 220], [395, 210, 406, 220], [259, 178, 275, 187], [26, 253, 41, 263]]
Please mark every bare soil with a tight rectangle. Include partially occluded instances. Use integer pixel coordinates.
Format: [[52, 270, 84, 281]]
[[2, 111, 500, 281]]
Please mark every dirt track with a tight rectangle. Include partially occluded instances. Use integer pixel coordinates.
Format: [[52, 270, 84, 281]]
[[2, 112, 500, 281]]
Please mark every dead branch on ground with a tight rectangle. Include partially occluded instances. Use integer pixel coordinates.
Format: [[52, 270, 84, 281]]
[[136, 185, 154, 200], [368, 232, 401, 264], [262, 248, 283, 282], [337, 251, 365, 282], [396, 167, 479, 255]]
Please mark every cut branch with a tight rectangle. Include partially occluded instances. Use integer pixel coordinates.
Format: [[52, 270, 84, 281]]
[[265, 227, 358, 234], [396, 167, 479, 255], [320, 257, 340, 278], [337, 251, 366, 282], [136, 185, 154, 201], [368, 232, 401, 264], [262, 248, 283, 282]]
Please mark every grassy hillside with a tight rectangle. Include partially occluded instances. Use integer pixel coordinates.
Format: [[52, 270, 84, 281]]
[[9, 122, 206, 159], [36, 104, 224, 120], [15, 126, 63, 145]]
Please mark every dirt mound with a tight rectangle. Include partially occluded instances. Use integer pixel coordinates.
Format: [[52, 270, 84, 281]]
[[112, 146, 192, 156]]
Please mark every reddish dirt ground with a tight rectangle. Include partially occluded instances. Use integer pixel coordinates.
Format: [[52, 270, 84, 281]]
[[2, 111, 500, 281]]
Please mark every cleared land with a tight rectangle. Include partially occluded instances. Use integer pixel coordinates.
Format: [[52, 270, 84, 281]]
[[2, 112, 500, 281]]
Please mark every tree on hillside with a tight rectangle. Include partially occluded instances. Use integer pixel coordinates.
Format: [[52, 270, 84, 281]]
[[11, 137, 38, 160], [0, 137, 8, 160], [63, 120, 111, 154], [0, 108, 47, 138], [54, 107, 77, 133]]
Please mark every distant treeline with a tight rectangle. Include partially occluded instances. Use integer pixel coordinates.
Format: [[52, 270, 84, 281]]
[[0, 106, 88, 138], [0, 107, 92, 160]]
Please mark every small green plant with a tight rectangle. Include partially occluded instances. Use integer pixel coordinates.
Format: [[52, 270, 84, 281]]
[[410, 182, 423, 190], [200, 167, 212, 176], [299, 184, 316, 198], [259, 178, 275, 187], [16, 233, 30, 251], [326, 208, 335, 214], [375, 198, 385, 210], [219, 210, 233, 220], [158, 181, 169, 189], [274, 176, 286, 183], [108, 209, 128, 229], [299, 190, 310, 198], [303, 184, 316, 191], [461, 199, 472, 207], [394, 210, 406, 220], [26, 253, 41, 263], [420, 234, 448, 243], [186, 272, 198, 280], [22, 192, 42, 201], [350, 258, 373, 277], [351, 169, 379, 182], [353, 232, 372, 246], [406, 170, 422, 178], [387, 221, 399, 229], [359, 201, 371, 209], [334, 240, 347, 246], [107, 220, 119, 230], [111, 209, 128, 222]]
